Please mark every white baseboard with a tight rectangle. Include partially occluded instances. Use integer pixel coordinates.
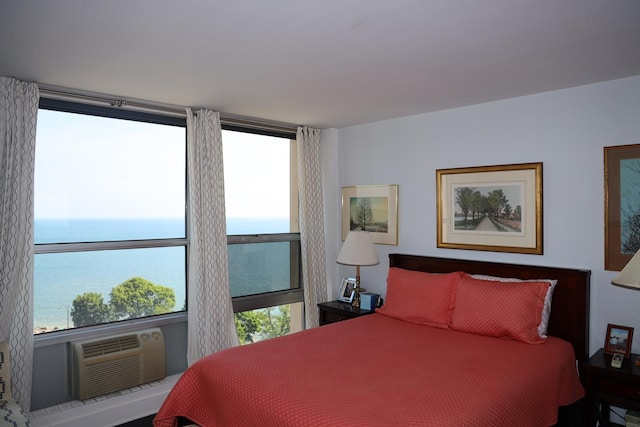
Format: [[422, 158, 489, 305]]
[[30, 374, 180, 427]]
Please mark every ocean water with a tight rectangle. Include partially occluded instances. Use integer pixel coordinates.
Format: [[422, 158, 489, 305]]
[[34, 217, 292, 331]]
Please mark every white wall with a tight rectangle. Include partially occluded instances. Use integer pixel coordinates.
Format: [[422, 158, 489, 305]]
[[323, 75, 640, 356]]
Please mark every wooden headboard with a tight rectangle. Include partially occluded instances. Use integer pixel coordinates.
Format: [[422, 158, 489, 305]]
[[388, 254, 591, 365]]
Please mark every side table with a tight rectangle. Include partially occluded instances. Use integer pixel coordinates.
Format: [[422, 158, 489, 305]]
[[583, 348, 640, 426], [317, 300, 374, 326]]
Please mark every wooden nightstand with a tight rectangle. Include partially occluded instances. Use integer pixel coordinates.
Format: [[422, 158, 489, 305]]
[[583, 348, 640, 427], [317, 300, 374, 326]]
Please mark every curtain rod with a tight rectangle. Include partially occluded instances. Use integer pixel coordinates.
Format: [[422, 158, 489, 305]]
[[38, 85, 300, 134]]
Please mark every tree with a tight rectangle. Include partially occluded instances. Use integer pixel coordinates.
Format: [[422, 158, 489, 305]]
[[455, 187, 474, 221], [354, 198, 373, 231], [622, 213, 640, 253], [486, 189, 507, 219], [470, 190, 483, 220], [261, 305, 290, 339], [110, 277, 176, 319], [71, 292, 113, 327], [234, 310, 265, 344], [234, 305, 291, 344]]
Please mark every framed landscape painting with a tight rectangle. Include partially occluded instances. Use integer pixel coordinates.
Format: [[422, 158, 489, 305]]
[[604, 144, 640, 271], [341, 184, 398, 245], [436, 162, 543, 254]]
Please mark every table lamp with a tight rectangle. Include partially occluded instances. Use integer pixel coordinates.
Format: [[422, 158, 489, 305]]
[[611, 250, 640, 366], [612, 250, 640, 289], [337, 231, 379, 308]]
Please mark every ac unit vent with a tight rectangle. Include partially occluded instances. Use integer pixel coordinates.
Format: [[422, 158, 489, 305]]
[[82, 335, 140, 358], [71, 328, 166, 400]]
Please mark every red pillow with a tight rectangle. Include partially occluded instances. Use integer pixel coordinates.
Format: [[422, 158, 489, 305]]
[[450, 273, 550, 344], [376, 268, 462, 328]]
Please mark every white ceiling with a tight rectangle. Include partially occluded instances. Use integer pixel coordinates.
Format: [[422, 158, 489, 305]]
[[1, 0, 639, 128]]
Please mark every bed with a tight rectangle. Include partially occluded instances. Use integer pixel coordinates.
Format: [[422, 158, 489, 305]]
[[154, 254, 591, 427]]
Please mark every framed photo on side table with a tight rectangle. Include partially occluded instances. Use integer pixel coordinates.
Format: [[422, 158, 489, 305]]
[[436, 162, 543, 254], [337, 277, 356, 303], [604, 323, 634, 357]]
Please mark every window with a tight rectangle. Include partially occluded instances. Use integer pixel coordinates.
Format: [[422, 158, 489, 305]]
[[222, 129, 304, 342], [33, 100, 302, 340], [34, 100, 187, 334]]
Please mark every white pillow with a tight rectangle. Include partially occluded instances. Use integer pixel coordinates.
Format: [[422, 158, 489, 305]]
[[470, 274, 557, 339]]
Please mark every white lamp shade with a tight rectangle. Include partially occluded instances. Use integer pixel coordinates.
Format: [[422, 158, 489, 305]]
[[337, 231, 380, 266], [612, 250, 640, 289]]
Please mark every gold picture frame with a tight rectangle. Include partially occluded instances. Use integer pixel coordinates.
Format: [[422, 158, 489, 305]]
[[604, 144, 640, 271], [436, 162, 543, 254], [341, 184, 398, 245]]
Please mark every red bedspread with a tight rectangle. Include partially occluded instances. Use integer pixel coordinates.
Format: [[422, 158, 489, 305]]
[[154, 314, 584, 427]]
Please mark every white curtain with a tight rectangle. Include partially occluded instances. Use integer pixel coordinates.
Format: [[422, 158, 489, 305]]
[[186, 109, 239, 365], [0, 76, 38, 409], [297, 126, 328, 329]]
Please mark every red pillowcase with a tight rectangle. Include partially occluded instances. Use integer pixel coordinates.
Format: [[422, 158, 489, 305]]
[[376, 268, 463, 328], [450, 274, 550, 344]]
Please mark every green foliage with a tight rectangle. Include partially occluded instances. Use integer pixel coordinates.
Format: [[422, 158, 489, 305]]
[[71, 277, 176, 327], [71, 292, 113, 327], [234, 305, 292, 344], [455, 187, 474, 221], [260, 305, 290, 339], [234, 310, 263, 344], [71, 277, 292, 343], [110, 277, 176, 319]]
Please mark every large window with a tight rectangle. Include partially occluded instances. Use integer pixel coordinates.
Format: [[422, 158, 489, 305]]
[[34, 101, 302, 341], [222, 129, 304, 343], [34, 100, 187, 334]]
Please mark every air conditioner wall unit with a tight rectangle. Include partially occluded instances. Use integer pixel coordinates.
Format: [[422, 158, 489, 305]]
[[71, 328, 166, 400]]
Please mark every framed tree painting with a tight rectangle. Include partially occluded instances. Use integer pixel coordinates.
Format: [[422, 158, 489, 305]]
[[341, 184, 398, 245], [436, 162, 543, 254], [605, 144, 640, 271]]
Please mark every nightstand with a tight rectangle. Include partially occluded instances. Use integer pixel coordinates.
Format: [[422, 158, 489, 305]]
[[317, 300, 374, 326], [583, 348, 640, 427]]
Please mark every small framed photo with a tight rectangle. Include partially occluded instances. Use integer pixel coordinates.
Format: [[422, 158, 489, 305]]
[[338, 277, 356, 303], [604, 324, 634, 357]]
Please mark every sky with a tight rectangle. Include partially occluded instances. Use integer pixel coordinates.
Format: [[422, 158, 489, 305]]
[[35, 110, 290, 219]]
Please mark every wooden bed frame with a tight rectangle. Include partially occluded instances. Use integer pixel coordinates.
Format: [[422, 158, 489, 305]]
[[389, 254, 591, 366]]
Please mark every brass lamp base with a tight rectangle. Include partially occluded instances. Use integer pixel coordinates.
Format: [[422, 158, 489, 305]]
[[351, 275, 366, 308]]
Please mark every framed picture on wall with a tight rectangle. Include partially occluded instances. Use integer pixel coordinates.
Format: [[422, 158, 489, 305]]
[[604, 144, 640, 271], [341, 184, 398, 245], [436, 162, 543, 254]]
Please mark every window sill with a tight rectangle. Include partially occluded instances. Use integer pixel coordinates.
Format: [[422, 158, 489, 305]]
[[29, 374, 180, 427], [34, 312, 187, 348]]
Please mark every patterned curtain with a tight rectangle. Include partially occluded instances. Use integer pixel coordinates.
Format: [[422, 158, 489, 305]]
[[0, 76, 39, 409], [297, 126, 328, 329], [186, 109, 239, 365]]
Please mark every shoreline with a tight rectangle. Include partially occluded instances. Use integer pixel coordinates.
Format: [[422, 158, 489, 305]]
[[34, 324, 67, 335]]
